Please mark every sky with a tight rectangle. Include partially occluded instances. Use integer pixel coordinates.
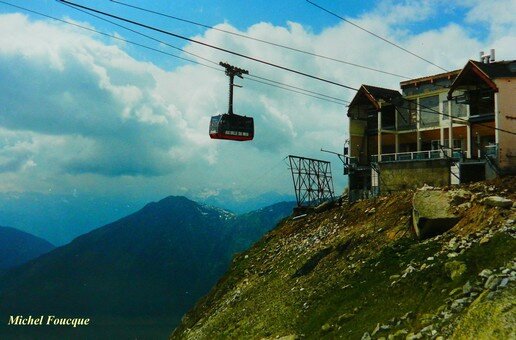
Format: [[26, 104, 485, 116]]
[[0, 0, 515, 242]]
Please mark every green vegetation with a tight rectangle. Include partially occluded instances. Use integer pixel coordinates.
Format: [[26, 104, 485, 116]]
[[173, 179, 516, 339]]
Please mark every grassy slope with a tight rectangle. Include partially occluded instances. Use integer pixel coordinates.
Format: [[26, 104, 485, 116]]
[[171, 178, 516, 339]]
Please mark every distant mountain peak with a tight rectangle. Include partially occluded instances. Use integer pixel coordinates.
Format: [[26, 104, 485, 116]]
[[0, 226, 55, 271]]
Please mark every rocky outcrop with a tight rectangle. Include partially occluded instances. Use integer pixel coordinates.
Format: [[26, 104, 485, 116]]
[[412, 189, 462, 239]]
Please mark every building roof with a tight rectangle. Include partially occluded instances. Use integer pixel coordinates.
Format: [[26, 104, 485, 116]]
[[362, 85, 402, 102], [347, 85, 401, 117], [472, 60, 516, 78], [349, 85, 401, 109], [400, 69, 460, 88], [347, 85, 401, 115], [448, 59, 516, 97]]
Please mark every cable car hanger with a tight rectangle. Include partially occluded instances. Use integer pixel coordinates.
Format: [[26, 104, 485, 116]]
[[209, 62, 254, 141]]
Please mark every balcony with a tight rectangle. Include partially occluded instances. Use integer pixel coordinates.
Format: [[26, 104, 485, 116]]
[[469, 113, 495, 123], [371, 149, 463, 163]]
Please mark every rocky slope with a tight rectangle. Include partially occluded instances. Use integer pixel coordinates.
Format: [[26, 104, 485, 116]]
[[171, 177, 516, 339]]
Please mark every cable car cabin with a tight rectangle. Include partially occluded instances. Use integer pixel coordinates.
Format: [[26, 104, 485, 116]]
[[209, 113, 254, 141]]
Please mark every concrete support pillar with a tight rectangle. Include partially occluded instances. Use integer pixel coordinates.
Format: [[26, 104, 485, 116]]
[[394, 102, 399, 155], [416, 98, 421, 151], [448, 100, 453, 157], [377, 103, 382, 162], [440, 127, 444, 152], [494, 92, 499, 145], [466, 124, 472, 159], [477, 133, 481, 158]]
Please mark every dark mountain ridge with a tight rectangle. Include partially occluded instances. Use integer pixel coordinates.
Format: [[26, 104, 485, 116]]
[[0, 226, 54, 272], [0, 195, 294, 339]]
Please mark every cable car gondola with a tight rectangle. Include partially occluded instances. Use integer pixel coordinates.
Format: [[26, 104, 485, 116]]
[[209, 62, 254, 141], [209, 114, 254, 141]]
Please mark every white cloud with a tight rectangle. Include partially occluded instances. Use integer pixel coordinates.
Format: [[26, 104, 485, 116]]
[[0, 2, 514, 202]]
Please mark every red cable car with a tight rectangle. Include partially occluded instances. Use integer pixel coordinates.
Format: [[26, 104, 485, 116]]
[[210, 62, 254, 141], [209, 114, 254, 141]]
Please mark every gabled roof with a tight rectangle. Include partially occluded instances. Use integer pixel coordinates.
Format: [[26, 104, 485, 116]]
[[473, 60, 516, 78], [363, 85, 402, 102], [348, 85, 401, 111], [448, 59, 516, 97]]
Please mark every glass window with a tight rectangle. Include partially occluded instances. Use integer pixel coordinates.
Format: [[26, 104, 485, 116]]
[[443, 100, 467, 120], [419, 95, 439, 127], [396, 99, 417, 130]]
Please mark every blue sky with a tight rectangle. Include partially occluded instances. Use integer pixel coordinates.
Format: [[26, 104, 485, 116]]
[[0, 1, 491, 70], [0, 0, 514, 243]]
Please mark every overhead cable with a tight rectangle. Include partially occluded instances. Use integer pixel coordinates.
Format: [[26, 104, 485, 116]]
[[57, 0, 359, 91], [0, 1, 349, 106], [404, 98, 516, 136], [306, 0, 449, 73], [109, 0, 412, 79], [5, 2, 512, 135]]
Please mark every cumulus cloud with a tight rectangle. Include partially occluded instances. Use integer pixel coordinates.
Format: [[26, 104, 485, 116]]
[[0, 2, 513, 202]]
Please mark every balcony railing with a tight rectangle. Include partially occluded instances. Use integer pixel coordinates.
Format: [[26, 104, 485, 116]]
[[371, 149, 462, 163]]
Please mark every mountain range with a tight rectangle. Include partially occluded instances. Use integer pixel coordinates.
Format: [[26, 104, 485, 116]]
[[0, 191, 295, 245], [0, 226, 54, 273], [0, 196, 294, 339]]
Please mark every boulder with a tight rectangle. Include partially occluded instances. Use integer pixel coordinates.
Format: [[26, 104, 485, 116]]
[[449, 189, 472, 205], [412, 191, 461, 239], [483, 196, 513, 209]]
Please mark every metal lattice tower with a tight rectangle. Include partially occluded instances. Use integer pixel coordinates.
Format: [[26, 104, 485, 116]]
[[288, 155, 335, 207]]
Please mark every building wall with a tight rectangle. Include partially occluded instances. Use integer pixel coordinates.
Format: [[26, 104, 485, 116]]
[[378, 159, 450, 192], [495, 78, 516, 173]]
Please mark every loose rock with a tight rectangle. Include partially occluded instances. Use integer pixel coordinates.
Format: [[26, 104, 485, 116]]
[[483, 196, 513, 209]]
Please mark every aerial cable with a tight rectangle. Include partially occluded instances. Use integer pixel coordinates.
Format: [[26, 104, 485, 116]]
[[60, 1, 349, 105], [306, 0, 449, 73], [64, 3, 349, 105], [246, 77, 348, 106], [57, 0, 359, 91], [400, 98, 516, 136], [0, 1, 221, 69], [65, 1, 349, 104], [59, 1, 219, 67], [0, 1, 352, 107], [7, 2, 509, 135], [247, 74, 350, 104], [109, 0, 412, 79]]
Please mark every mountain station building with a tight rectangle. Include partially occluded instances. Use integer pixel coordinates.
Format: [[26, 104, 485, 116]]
[[346, 52, 515, 199]]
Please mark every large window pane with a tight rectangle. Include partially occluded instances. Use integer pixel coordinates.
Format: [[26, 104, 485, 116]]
[[420, 95, 439, 127], [397, 99, 417, 130], [443, 100, 467, 120]]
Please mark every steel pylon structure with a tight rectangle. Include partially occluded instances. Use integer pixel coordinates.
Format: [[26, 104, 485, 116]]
[[288, 155, 335, 207]]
